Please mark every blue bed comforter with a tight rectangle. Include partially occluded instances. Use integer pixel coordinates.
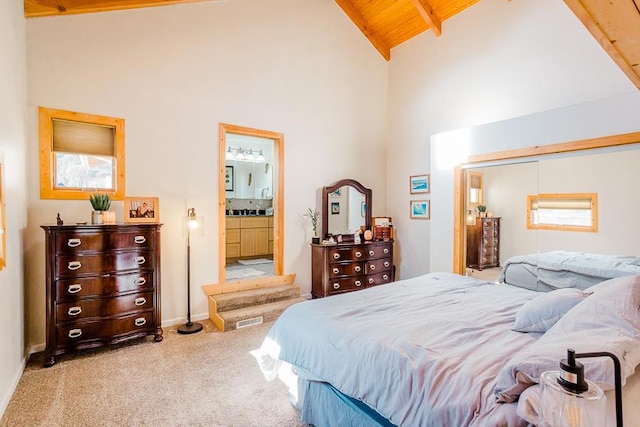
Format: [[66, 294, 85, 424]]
[[253, 272, 540, 426], [499, 251, 640, 291]]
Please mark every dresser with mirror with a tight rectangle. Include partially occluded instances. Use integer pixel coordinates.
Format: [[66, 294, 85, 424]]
[[311, 179, 394, 298]]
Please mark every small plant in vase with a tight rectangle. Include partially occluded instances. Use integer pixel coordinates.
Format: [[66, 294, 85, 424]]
[[304, 208, 320, 244], [477, 205, 487, 218], [89, 193, 112, 224]]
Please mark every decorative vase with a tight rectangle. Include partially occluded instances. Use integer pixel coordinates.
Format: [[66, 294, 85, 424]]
[[91, 211, 103, 225], [102, 211, 116, 224], [311, 237, 320, 244]]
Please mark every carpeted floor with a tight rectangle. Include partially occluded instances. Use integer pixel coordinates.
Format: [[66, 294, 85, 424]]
[[1, 321, 308, 427]]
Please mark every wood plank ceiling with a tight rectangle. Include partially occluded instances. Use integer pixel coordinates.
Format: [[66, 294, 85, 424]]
[[23, 0, 640, 89]]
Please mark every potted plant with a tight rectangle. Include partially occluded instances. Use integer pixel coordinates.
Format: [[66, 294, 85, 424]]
[[89, 193, 112, 224], [304, 208, 320, 244], [477, 204, 487, 218]]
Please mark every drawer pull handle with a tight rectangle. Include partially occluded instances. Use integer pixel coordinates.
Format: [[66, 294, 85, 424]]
[[354, 266, 362, 273], [67, 306, 82, 316], [68, 284, 82, 294], [135, 318, 147, 327], [384, 261, 390, 267], [134, 257, 146, 265], [368, 278, 374, 284], [383, 274, 389, 280], [68, 329, 82, 339], [369, 250, 375, 256], [370, 265, 376, 270], [134, 236, 146, 244], [134, 297, 147, 306], [383, 248, 389, 254], [332, 268, 340, 274], [355, 251, 362, 258], [67, 239, 81, 247], [355, 280, 362, 287], [134, 277, 147, 286], [67, 261, 82, 271], [333, 253, 340, 260], [333, 283, 340, 290]]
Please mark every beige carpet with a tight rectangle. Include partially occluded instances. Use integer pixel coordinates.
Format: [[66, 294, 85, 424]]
[[1, 321, 308, 427]]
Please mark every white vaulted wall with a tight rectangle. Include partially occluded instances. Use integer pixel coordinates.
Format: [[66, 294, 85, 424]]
[[386, 0, 639, 277], [25, 0, 388, 350], [0, 0, 29, 416]]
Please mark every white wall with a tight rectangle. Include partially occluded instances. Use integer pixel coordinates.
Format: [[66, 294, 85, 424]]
[[25, 0, 388, 349], [0, 0, 28, 416], [386, 0, 639, 277]]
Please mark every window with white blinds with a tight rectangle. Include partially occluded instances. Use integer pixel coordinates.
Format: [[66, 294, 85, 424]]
[[39, 107, 125, 200], [527, 193, 598, 232]]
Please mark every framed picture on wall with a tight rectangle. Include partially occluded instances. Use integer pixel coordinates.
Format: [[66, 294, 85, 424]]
[[410, 174, 430, 194], [331, 202, 340, 214], [124, 197, 160, 223], [225, 166, 234, 191], [410, 200, 430, 219]]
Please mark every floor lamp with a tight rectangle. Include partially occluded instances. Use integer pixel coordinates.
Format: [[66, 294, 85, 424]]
[[178, 207, 203, 334]]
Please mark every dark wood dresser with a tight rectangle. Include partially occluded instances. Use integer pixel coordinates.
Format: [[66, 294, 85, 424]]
[[41, 223, 163, 367], [311, 240, 394, 298], [466, 217, 500, 270]]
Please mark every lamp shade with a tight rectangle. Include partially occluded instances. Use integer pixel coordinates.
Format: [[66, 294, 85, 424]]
[[539, 349, 608, 427]]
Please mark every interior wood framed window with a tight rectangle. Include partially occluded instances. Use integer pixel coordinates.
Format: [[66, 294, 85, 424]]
[[527, 193, 598, 232], [39, 107, 125, 200]]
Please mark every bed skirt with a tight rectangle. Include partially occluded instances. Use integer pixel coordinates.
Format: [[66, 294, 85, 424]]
[[300, 379, 396, 427]]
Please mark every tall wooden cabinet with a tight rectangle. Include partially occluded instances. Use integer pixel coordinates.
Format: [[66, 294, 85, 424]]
[[311, 241, 394, 298], [466, 217, 500, 270], [41, 224, 163, 367]]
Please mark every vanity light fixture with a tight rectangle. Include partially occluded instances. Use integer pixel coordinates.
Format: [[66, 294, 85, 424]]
[[227, 147, 265, 163]]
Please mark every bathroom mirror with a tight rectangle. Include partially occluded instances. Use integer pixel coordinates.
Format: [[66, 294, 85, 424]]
[[321, 179, 371, 239]]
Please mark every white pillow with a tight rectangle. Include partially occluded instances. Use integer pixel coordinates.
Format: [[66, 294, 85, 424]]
[[495, 274, 640, 403], [513, 288, 586, 333]]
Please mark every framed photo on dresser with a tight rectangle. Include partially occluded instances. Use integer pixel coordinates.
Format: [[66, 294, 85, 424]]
[[124, 196, 160, 223]]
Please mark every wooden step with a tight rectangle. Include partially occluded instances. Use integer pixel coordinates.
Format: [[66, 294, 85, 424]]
[[215, 297, 306, 332], [212, 284, 301, 313]]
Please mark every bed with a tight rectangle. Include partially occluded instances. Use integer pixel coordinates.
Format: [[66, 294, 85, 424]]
[[252, 272, 640, 426], [499, 251, 640, 292]]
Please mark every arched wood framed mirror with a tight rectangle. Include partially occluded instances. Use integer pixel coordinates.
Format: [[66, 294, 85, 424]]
[[218, 123, 284, 283], [321, 179, 372, 239], [453, 130, 640, 275]]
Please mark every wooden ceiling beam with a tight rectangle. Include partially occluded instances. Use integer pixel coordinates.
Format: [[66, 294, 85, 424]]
[[335, 0, 391, 61], [563, 0, 640, 90], [411, 0, 442, 37], [24, 0, 210, 18]]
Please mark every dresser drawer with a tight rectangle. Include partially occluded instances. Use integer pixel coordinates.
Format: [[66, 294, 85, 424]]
[[56, 250, 155, 278], [365, 271, 393, 287], [328, 262, 365, 278], [56, 291, 154, 322], [56, 311, 156, 346], [366, 258, 392, 274], [482, 236, 497, 247], [328, 247, 366, 263], [56, 271, 154, 301], [55, 229, 156, 253], [364, 244, 392, 260], [328, 277, 366, 294]]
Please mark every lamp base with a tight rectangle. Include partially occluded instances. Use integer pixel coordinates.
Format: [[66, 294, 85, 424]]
[[177, 321, 203, 335]]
